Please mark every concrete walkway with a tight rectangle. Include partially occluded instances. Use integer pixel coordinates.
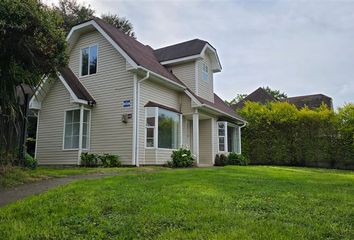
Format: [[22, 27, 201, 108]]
[[0, 172, 117, 207]]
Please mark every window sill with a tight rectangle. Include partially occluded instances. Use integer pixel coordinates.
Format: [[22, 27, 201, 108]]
[[79, 73, 97, 79], [62, 148, 89, 151]]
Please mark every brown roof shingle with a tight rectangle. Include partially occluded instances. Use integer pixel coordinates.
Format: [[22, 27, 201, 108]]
[[93, 18, 186, 87], [153, 39, 208, 62], [232, 87, 275, 110], [60, 67, 96, 104]]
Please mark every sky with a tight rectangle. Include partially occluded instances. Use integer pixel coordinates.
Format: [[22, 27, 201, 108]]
[[45, 0, 354, 108]]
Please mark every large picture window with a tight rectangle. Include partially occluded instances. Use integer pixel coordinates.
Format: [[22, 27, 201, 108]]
[[81, 45, 97, 76], [145, 107, 180, 149], [64, 109, 90, 149]]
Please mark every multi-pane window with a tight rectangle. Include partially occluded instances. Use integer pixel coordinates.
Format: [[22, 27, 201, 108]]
[[64, 109, 90, 149], [81, 45, 97, 76], [202, 63, 209, 81], [145, 107, 180, 149], [218, 122, 226, 152], [145, 108, 156, 147]]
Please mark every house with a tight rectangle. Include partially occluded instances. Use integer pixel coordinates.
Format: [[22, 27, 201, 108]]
[[281, 94, 333, 110], [232, 87, 275, 109], [29, 18, 246, 166], [232, 87, 333, 110]]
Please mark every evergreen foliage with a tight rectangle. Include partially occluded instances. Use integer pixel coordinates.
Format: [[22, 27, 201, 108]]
[[239, 102, 354, 169]]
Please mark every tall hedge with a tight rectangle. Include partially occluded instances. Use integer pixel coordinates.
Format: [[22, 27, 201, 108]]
[[239, 102, 354, 170]]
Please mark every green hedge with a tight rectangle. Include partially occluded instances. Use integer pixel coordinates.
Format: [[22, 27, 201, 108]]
[[239, 102, 354, 170]]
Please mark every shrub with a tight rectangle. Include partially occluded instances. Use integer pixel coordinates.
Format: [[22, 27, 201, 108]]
[[24, 153, 37, 170], [80, 153, 99, 167], [99, 154, 121, 167], [214, 154, 228, 166], [228, 152, 249, 166], [170, 148, 194, 168]]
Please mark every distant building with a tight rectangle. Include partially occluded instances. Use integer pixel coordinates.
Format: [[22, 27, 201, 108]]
[[280, 94, 333, 110], [232, 88, 333, 110]]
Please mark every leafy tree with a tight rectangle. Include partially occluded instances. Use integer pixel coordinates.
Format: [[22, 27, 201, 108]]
[[0, 0, 67, 165], [55, 0, 136, 37], [227, 94, 248, 105], [54, 0, 94, 33], [263, 86, 287, 100], [101, 14, 135, 38]]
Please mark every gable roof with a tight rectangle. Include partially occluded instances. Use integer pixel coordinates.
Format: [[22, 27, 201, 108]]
[[60, 67, 96, 104], [232, 87, 275, 109], [154, 39, 208, 62], [91, 18, 186, 87], [281, 94, 333, 109]]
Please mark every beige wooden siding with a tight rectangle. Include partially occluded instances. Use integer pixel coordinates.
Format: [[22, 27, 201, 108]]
[[180, 94, 193, 114], [68, 30, 134, 164], [197, 53, 214, 102], [199, 119, 213, 164], [36, 79, 79, 165], [170, 62, 195, 92], [138, 80, 181, 165]]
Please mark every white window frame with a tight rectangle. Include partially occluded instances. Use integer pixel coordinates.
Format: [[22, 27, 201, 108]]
[[202, 62, 209, 82], [217, 121, 227, 153], [144, 106, 181, 150], [62, 108, 91, 151], [145, 107, 158, 149], [80, 44, 98, 77]]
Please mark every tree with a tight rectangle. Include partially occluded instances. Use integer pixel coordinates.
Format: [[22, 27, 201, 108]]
[[0, 0, 67, 165], [55, 0, 94, 33], [55, 0, 136, 37], [263, 86, 287, 100], [101, 14, 135, 38], [227, 94, 248, 105]]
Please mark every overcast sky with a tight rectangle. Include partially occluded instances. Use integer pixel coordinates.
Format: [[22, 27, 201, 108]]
[[45, 0, 354, 108]]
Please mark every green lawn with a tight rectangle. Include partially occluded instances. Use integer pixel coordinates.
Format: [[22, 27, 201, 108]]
[[0, 166, 353, 239], [0, 166, 165, 189]]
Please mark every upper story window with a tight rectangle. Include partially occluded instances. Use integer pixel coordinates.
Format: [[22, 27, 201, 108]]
[[202, 63, 209, 81], [81, 45, 97, 76]]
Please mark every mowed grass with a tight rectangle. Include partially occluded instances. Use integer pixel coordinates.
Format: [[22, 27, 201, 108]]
[[0, 166, 353, 239], [0, 166, 165, 189]]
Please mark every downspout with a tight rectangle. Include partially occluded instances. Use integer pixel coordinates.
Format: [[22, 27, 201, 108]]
[[135, 71, 150, 167]]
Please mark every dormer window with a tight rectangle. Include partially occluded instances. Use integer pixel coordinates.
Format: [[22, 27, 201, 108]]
[[202, 63, 208, 81], [81, 45, 97, 76]]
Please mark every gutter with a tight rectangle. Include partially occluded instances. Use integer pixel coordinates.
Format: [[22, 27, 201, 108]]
[[134, 71, 150, 167]]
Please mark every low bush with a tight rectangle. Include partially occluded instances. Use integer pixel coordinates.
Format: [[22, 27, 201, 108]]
[[80, 153, 99, 167], [80, 153, 121, 167], [228, 152, 249, 166], [169, 148, 194, 168], [99, 154, 121, 167], [214, 154, 228, 166], [24, 153, 37, 170]]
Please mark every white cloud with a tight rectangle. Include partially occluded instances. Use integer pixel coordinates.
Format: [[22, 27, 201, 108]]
[[46, 0, 354, 108]]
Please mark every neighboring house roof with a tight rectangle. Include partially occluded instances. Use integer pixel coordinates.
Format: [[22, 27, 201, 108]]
[[92, 18, 186, 87], [281, 94, 333, 109], [60, 67, 96, 104], [232, 87, 275, 109], [153, 39, 208, 62]]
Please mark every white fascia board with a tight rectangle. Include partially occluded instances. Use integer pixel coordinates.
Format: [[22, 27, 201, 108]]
[[58, 74, 88, 105], [160, 54, 202, 65], [137, 66, 186, 90], [67, 20, 138, 69], [200, 104, 246, 124], [201, 44, 222, 72], [184, 90, 202, 106]]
